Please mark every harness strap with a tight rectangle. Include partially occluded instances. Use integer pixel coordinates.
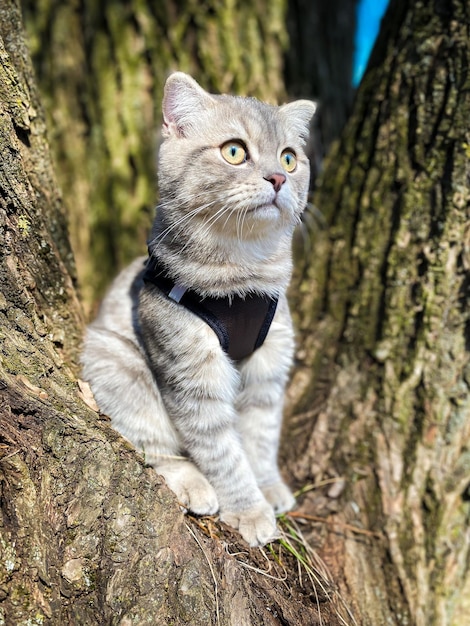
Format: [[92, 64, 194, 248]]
[[142, 256, 278, 361]]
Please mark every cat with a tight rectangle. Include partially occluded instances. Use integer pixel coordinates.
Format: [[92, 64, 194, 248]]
[[81, 72, 316, 546]]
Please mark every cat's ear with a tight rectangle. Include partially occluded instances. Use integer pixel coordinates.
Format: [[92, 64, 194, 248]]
[[279, 100, 317, 143], [162, 72, 215, 138]]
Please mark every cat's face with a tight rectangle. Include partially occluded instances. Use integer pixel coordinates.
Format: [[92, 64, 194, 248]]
[[157, 73, 315, 241]]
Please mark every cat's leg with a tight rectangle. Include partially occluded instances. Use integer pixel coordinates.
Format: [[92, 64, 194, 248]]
[[81, 326, 218, 515], [139, 291, 278, 546], [236, 300, 296, 515]]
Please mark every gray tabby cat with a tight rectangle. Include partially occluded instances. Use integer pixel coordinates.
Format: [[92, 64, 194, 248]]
[[81, 72, 315, 546]]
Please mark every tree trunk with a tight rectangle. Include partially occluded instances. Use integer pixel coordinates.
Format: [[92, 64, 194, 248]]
[[287, 0, 470, 623], [285, 0, 357, 166], [21, 0, 288, 311]]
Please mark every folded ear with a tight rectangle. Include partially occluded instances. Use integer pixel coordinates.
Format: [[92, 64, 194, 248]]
[[162, 72, 215, 138], [279, 99, 317, 143]]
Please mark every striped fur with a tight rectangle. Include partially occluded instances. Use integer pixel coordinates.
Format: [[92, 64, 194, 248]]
[[81, 73, 315, 546]]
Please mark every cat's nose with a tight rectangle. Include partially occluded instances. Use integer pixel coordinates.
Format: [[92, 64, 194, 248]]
[[264, 173, 286, 192]]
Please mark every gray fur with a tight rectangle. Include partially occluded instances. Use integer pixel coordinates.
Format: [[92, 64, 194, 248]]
[[81, 73, 315, 546]]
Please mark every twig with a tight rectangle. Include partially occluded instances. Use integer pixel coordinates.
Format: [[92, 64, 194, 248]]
[[185, 523, 220, 626], [0, 448, 21, 461], [287, 511, 382, 538]]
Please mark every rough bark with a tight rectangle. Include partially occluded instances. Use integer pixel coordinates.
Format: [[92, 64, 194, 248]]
[[287, 0, 470, 624], [21, 0, 288, 311]]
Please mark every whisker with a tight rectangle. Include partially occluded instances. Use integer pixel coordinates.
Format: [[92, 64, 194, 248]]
[[236, 206, 245, 242], [149, 197, 220, 248], [177, 202, 234, 255], [198, 203, 234, 239]]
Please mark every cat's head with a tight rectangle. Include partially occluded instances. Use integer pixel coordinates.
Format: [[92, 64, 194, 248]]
[[157, 72, 316, 242]]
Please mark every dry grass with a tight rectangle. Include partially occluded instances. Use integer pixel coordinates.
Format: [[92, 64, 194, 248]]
[[275, 513, 358, 626], [187, 510, 358, 626]]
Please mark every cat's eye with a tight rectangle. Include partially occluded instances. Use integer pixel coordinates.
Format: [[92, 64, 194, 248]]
[[220, 141, 247, 165], [280, 149, 297, 173]]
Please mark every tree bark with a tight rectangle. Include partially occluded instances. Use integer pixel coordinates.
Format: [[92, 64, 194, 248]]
[[287, 0, 470, 624]]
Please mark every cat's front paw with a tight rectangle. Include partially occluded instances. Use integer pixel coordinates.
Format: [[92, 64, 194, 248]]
[[221, 500, 279, 547], [261, 481, 296, 514], [156, 460, 219, 516]]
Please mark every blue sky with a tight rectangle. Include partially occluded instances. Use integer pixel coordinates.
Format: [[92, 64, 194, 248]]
[[353, 0, 390, 85]]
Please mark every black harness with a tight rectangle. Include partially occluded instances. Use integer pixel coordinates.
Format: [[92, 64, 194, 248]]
[[142, 256, 278, 362]]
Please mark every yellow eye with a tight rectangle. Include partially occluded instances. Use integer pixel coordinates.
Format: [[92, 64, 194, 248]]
[[280, 149, 297, 173], [221, 141, 247, 165]]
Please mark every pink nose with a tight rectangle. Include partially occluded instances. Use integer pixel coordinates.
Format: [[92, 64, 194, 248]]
[[264, 173, 286, 192]]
